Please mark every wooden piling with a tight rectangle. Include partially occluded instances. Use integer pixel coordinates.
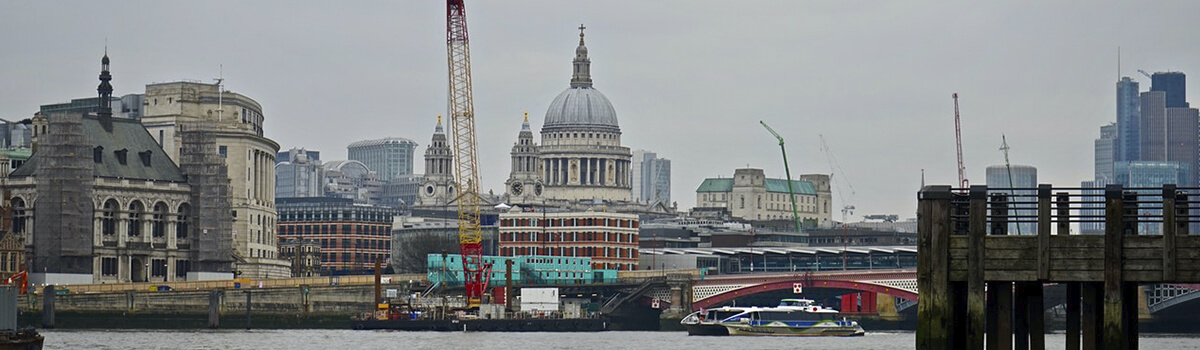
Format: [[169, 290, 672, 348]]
[[41, 285, 54, 329], [917, 185, 952, 350], [1082, 282, 1103, 349], [965, 186, 986, 350], [1164, 185, 1177, 280], [208, 290, 220, 329], [1102, 185, 1126, 350], [1015, 282, 1030, 350], [1066, 282, 1081, 350]]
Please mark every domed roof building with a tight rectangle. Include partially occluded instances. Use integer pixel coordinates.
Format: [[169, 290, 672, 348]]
[[504, 26, 633, 204]]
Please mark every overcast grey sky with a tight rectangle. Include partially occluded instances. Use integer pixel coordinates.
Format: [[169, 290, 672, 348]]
[[3, 1, 1199, 221]]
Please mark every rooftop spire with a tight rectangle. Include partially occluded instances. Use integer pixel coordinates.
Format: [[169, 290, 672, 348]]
[[570, 24, 593, 88], [521, 112, 530, 131], [435, 115, 444, 134], [97, 50, 114, 132]]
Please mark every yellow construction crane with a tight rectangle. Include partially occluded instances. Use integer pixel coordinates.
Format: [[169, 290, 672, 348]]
[[446, 0, 489, 309]]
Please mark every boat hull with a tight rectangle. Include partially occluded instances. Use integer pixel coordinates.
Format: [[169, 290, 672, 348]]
[[682, 322, 729, 336], [723, 322, 865, 337]]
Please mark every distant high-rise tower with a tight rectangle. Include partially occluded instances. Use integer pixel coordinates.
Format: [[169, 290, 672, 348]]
[[985, 165, 1037, 235], [347, 137, 418, 181], [1151, 72, 1188, 108], [275, 147, 323, 198], [1095, 123, 1117, 183], [631, 150, 671, 204], [1140, 90, 1200, 186], [1116, 77, 1140, 162]]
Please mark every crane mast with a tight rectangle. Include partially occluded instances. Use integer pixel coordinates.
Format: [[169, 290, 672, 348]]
[[953, 93, 968, 188], [446, 0, 489, 309], [759, 121, 803, 234]]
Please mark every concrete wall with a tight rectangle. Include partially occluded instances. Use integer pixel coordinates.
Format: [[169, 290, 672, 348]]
[[21, 284, 389, 316]]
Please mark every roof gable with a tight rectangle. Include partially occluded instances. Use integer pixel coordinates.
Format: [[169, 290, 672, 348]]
[[11, 115, 186, 182]]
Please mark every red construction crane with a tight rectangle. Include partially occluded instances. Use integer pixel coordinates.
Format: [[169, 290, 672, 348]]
[[446, 0, 489, 309], [953, 93, 968, 188]]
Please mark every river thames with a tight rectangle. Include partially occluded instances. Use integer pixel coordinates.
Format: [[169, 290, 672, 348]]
[[40, 329, 1200, 349]]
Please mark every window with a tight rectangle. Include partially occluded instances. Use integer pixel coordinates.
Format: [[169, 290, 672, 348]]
[[218, 146, 228, 158], [101, 257, 118, 276], [128, 201, 145, 237], [11, 198, 25, 234], [102, 199, 118, 236], [152, 202, 169, 238]]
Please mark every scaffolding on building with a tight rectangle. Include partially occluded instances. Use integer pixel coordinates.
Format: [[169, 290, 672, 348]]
[[33, 113, 94, 274], [178, 121, 236, 273]]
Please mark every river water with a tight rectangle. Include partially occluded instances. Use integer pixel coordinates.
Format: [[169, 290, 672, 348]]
[[41, 329, 1200, 349]]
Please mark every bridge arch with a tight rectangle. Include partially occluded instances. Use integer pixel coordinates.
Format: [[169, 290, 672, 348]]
[[692, 279, 919, 310]]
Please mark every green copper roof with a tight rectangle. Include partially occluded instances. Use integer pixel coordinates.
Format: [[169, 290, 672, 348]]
[[695, 177, 817, 195], [0, 148, 31, 160], [11, 116, 185, 182], [695, 178, 733, 192], [765, 178, 816, 195]]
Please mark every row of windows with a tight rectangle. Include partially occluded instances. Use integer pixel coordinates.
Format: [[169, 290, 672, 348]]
[[546, 132, 615, 140], [277, 236, 391, 250], [500, 246, 637, 259], [278, 224, 391, 236], [501, 231, 637, 244], [99, 257, 190, 278], [500, 217, 638, 229]]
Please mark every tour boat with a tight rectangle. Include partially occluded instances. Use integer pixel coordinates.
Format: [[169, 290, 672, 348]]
[[717, 299, 865, 337], [680, 306, 752, 336]]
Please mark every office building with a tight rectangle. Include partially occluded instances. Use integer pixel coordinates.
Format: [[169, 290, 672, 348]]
[[347, 137, 418, 181], [1151, 72, 1188, 108], [1116, 77, 1140, 162], [498, 209, 640, 270], [1095, 123, 1117, 183], [694, 168, 833, 226], [632, 150, 672, 205], [276, 197, 400, 274], [275, 147, 323, 198], [985, 165, 1037, 235]]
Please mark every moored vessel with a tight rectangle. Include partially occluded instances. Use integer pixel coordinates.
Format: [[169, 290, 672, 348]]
[[719, 299, 865, 337], [680, 306, 751, 336]]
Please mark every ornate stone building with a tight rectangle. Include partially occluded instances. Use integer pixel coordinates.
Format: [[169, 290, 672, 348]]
[[139, 80, 288, 278], [694, 168, 833, 226], [504, 27, 633, 205], [8, 55, 235, 284]]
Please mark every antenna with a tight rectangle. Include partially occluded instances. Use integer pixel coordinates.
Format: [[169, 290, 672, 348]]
[[214, 64, 224, 122]]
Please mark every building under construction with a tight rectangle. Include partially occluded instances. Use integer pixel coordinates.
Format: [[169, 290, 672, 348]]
[[2, 54, 236, 284]]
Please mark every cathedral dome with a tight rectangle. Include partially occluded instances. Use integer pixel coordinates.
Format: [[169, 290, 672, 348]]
[[543, 86, 619, 132]]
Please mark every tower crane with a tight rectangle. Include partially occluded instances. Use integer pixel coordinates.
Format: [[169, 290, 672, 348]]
[[445, 0, 489, 309], [953, 93, 968, 188], [1000, 134, 1021, 235], [759, 121, 803, 234], [1138, 69, 1153, 79], [819, 134, 856, 222]]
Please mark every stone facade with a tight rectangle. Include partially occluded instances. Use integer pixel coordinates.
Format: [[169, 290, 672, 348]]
[[139, 81, 288, 279], [503, 28, 633, 205], [695, 168, 833, 226]]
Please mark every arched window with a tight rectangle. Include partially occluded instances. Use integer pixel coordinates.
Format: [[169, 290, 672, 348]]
[[102, 199, 118, 236], [152, 202, 168, 238], [740, 196, 744, 209], [128, 201, 144, 237], [176, 203, 190, 239], [11, 198, 26, 235]]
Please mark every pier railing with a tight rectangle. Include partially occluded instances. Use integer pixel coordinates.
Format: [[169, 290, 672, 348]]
[[918, 184, 1200, 350]]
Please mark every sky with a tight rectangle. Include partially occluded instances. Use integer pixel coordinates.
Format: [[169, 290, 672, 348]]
[[3, 1, 1200, 222]]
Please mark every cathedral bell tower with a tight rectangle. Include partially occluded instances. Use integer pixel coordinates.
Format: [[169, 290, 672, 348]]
[[417, 116, 456, 207], [506, 112, 543, 204]]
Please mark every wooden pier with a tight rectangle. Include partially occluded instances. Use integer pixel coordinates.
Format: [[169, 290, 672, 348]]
[[917, 184, 1200, 350]]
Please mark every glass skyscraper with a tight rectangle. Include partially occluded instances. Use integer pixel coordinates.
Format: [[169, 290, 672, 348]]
[[985, 165, 1037, 235], [347, 137, 418, 181], [1151, 72, 1188, 108], [1116, 77, 1140, 162]]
